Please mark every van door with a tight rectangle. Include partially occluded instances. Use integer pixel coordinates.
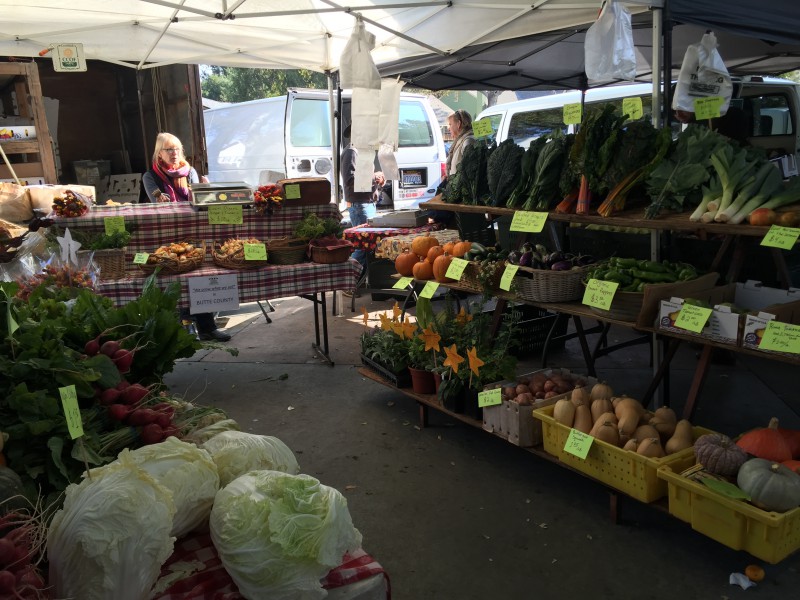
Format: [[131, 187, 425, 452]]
[[284, 94, 335, 185]]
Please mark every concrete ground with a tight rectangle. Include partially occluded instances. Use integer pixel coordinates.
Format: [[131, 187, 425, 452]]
[[164, 292, 800, 600]]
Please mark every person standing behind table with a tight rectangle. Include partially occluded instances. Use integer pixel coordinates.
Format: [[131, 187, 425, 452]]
[[142, 132, 230, 342], [429, 109, 477, 226]]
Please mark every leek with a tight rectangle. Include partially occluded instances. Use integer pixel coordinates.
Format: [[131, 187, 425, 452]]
[[708, 146, 758, 221], [760, 175, 800, 211], [690, 175, 722, 222], [718, 162, 781, 223]]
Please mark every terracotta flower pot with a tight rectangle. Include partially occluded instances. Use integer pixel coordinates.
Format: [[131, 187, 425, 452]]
[[409, 367, 436, 395]]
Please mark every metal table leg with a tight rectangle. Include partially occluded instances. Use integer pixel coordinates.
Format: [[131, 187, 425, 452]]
[[300, 292, 334, 366], [256, 299, 275, 324]]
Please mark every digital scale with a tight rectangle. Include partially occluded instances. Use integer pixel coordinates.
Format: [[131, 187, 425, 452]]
[[189, 182, 254, 209]]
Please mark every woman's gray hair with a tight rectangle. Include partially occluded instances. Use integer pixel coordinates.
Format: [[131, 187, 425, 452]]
[[452, 109, 473, 129], [152, 132, 184, 163]]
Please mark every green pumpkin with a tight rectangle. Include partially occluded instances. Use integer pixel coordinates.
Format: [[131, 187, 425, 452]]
[[737, 458, 800, 512]]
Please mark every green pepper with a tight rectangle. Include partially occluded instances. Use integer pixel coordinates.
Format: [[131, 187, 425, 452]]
[[611, 257, 639, 269], [637, 260, 669, 273], [678, 268, 697, 281], [630, 269, 677, 283], [636, 281, 646, 292], [623, 278, 643, 292], [604, 270, 633, 285]]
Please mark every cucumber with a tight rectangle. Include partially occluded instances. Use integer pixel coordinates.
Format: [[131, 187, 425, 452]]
[[470, 242, 488, 254]]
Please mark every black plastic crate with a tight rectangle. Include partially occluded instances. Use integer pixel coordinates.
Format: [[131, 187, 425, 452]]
[[455, 212, 496, 247], [360, 354, 411, 388], [482, 303, 567, 357]]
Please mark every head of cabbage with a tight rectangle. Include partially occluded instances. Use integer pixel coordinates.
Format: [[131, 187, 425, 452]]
[[202, 431, 300, 487]]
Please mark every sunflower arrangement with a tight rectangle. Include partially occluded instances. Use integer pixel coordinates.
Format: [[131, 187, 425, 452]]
[[253, 183, 284, 216]]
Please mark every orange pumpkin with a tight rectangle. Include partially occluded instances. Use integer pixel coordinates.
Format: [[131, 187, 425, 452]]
[[442, 241, 457, 255], [394, 249, 419, 276], [451, 240, 472, 258], [411, 235, 439, 259], [782, 459, 800, 474], [426, 245, 445, 263], [412, 259, 434, 280], [432, 253, 454, 282]]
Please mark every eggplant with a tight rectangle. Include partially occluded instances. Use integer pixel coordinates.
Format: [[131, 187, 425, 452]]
[[521, 242, 533, 254], [550, 260, 573, 271], [519, 251, 533, 267], [576, 254, 596, 267], [507, 250, 521, 265]]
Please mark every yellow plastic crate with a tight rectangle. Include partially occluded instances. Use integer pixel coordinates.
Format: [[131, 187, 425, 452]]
[[658, 465, 800, 563], [532, 404, 709, 503]]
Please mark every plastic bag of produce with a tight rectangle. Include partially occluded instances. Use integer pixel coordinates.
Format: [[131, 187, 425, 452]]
[[672, 31, 733, 116], [92, 437, 220, 537], [202, 431, 300, 487], [47, 460, 175, 600], [210, 470, 362, 600], [584, 0, 636, 82]]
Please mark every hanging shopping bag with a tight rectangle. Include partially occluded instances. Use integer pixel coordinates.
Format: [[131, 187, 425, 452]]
[[339, 20, 380, 90], [672, 31, 733, 116], [584, 0, 636, 81]]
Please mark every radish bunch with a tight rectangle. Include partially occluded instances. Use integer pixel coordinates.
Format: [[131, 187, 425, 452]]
[[0, 517, 46, 600], [84, 335, 135, 374], [99, 382, 179, 446]]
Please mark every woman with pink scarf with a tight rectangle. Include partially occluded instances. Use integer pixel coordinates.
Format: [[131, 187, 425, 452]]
[[143, 132, 208, 202]]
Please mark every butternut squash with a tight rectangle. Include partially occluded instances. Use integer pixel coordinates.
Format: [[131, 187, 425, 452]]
[[622, 438, 639, 452], [633, 424, 660, 442], [590, 381, 613, 402], [553, 398, 576, 427], [650, 407, 678, 441], [637, 437, 666, 458], [665, 419, 694, 455], [570, 385, 589, 408], [591, 420, 620, 446], [638, 410, 655, 426], [590, 397, 613, 423], [572, 402, 593, 434]]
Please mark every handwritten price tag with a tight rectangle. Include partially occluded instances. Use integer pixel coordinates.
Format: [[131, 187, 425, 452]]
[[244, 243, 267, 261], [622, 96, 643, 120], [446, 257, 469, 280], [674, 304, 713, 334], [472, 118, 493, 138], [563, 429, 593, 459], [393, 276, 413, 289], [59, 385, 84, 439], [133, 252, 150, 265], [694, 96, 724, 120], [478, 388, 503, 408], [499, 264, 519, 292], [419, 281, 439, 299], [582, 279, 619, 311], [284, 184, 301, 200], [760, 225, 800, 250], [208, 204, 243, 225], [563, 103, 582, 125], [509, 211, 548, 233], [104, 216, 125, 235], [759, 320, 800, 354]]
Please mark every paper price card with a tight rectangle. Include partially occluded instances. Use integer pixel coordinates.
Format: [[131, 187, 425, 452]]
[[446, 257, 469, 280], [563, 429, 593, 460], [478, 388, 503, 408], [581, 279, 618, 311], [419, 281, 439, 299], [59, 385, 84, 440], [509, 210, 548, 233], [759, 320, 800, 354], [104, 216, 125, 235], [284, 184, 301, 200], [133, 252, 150, 265], [472, 118, 493, 138], [392, 276, 413, 289], [208, 204, 243, 225], [760, 225, 800, 250], [244, 242, 267, 261], [674, 304, 713, 334], [694, 96, 724, 120], [499, 264, 519, 292], [622, 96, 643, 120], [563, 103, 582, 125]]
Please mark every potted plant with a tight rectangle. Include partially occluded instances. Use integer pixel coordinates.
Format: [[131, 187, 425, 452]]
[[408, 334, 436, 394], [359, 307, 416, 387]]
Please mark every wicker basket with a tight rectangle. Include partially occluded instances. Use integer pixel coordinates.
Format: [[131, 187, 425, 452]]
[[211, 239, 269, 270], [265, 238, 308, 265], [514, 265, 587, 303], [78, 247, 127, 279], [310, 244, 352, 264], [140, 241, 206, 275], [458, 260, 505, 294]]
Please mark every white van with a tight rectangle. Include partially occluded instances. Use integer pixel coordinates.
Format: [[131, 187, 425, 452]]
[[204, 89, 446, 210]]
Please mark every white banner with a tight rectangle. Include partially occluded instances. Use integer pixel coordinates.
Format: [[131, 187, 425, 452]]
[[187, 274, 239, 315]]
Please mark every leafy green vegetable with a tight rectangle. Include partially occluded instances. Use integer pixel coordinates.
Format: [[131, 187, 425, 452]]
[[507, 137, 547, 208], [459, 140, 491, 205], [598, 119, 662, 197], [523, 131, 570, 211], [486, 139, 525, 206]]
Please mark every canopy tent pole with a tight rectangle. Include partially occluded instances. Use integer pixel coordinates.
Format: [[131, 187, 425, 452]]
[[651, 6, 663, 129], [327, 70, 342, 206], [662, 6, 674, 128]]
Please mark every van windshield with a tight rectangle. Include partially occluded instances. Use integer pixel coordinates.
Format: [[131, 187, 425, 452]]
[[399, 100, 433, 147], [289, 98, 332, 147]]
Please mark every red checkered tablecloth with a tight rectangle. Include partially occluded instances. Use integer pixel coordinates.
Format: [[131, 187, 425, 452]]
[[153, 533, 390, 600], [343, 223, 442, 253]]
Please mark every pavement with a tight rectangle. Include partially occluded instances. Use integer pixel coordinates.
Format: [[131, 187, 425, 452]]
[[164, 292, 800, 600]]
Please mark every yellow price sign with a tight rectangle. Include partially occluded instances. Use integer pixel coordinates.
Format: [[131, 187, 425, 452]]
[[563, 103, 582, 125], [622, 97, 643, 120], [392, 276, 413, 289], [582, 279, 619, 311], [472, 118, 493, 138], [104, 216, 126, 235], [59, 385, 84, 440], [478, 388, 503, 408], [207, 204, 243, 225], [499, 264, 519, 292], [419, 281, 439, 299], [132, 252, 150, 265], [244, 243, 267, 261], [694, 96, 724, 120], [284, 184, 302, 200], [760, 225, 800, 250], [563, 429, 593, 459], [446, 257, 469, 280], [509, 210, 548, 233], [674, 304, 713, 334], [759, 320, 800, 354]]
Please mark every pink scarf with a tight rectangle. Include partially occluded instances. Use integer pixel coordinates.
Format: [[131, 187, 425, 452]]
[[152, 159, 191, 202]]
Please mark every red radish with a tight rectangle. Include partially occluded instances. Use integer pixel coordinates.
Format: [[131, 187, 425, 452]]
[[107, 404, 129, 422], [128, 409, 156, 426], [121, 384, 149, 405], [141, 423, 165, 444], [84, 338, 100, 356], [0, 570, 15, 593], [116, 379, 131, 391], [155, 413, 172, 429], [99, 388, 121, 406], [15, 565, 44, 588], [0, 539, 15, 567], [162, 426, 179, 439], [100, 340, 121, 357], [112, 349, 134, 374]]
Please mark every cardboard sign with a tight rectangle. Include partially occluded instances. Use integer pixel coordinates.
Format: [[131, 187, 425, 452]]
[[499, 264, 519, 292], [187, 274, 240, 315], [133, 252, 150, 265], [244, 243, 267, 261], [622, 96, 643, 120], [564, 429, 593, 459], [582, 279, 619, 311], [674, 304, 713, 334], [759, 320, 800, 354], [208, 204, 243, 225], [472, 118, 493, 138], [563, 103, 582, 125], [446, 257, 469, 280], [59, 385, 84, 439], [478, 388, 503, 408], [760, 225, 800, 250], [284, 184, 302, 200], [393, 276, 413, 289], [419, 281, 439, 299], [509, 211, 548, 233], [103, 216, 126, 235], [694, 96, 724, 120]]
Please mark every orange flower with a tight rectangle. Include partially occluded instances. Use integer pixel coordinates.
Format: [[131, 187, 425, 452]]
[[419, 327, 441, 352], [392, 301, 402, 321], [379, 312, 392, 331], [443, 344, 464, 374], [391, 321, 406, 338], [467, 346, 484, 376], [401, 316, 417, 339], [455, 307, 473, 325], [361, 306, 370, 327]]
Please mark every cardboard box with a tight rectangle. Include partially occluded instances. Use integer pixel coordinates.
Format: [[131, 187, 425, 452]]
[[0, 125, 36, 141], [277, 177, 331, 206], [742, 300, 800, 354], [101, 173, 142, 205]]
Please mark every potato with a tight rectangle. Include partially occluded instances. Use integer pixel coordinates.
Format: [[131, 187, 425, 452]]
[[516, 393, 534, 406], [515, 384, 529, 396], [503, 386, 517, 399]]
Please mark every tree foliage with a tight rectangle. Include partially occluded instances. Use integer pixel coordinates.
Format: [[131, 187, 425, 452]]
[[201, 67, 327, 102]]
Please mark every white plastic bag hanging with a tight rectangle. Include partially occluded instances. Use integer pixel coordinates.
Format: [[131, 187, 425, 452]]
[[339, 20, 380, 90], [584, 0, 636, 82], [672, 31, 733, 116]]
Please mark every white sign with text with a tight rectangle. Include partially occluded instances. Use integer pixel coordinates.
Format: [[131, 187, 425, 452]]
[[187, 274, 240, 315]]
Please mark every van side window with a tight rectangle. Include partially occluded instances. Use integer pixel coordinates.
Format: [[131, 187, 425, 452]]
[[743, 94, 794, 136], [289, 99, 331, 147], [399, 100, 434, 147], [507, 108, 567, 147], [483, 114, 503, 144]]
